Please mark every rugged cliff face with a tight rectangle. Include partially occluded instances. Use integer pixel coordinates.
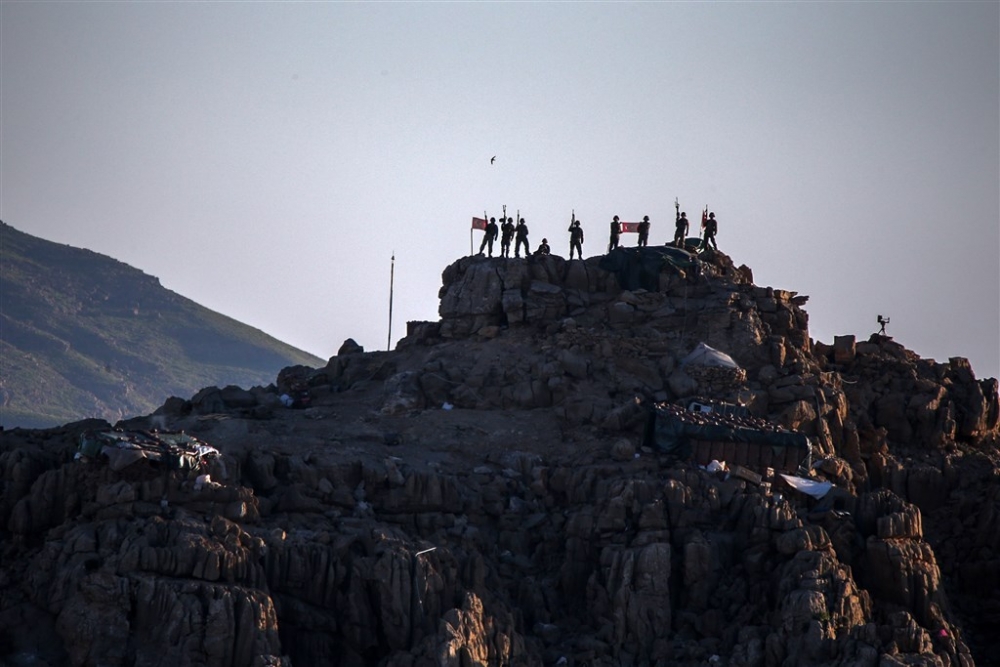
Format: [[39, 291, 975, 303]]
[[1, 248, 997, 667]]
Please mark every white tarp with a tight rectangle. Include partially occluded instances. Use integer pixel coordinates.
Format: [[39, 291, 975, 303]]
[[681, 342, 740, 369], [779, 473, 833, 499]]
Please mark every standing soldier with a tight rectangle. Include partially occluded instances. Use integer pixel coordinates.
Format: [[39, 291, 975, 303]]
[[514, 217, 530, 258], [673, 211, 689, 248], [568, 217, 585, 259], [702, 211, 718, 251], [500, 217, 515, 258], [479, 217, 499, 256], [608, 215, 621, 252], [637, 215, 650, 247]]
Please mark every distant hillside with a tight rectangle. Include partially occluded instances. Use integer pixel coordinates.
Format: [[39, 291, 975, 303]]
[[0, 221, 324, 428]]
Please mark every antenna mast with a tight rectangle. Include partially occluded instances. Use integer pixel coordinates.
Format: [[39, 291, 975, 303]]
[[387, 252, 395, 351]]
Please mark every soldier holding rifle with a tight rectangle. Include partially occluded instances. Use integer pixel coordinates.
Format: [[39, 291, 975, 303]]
[[568, 211, 584, 259], [673, 198, 689, 248], [500, 206, 514, 258]]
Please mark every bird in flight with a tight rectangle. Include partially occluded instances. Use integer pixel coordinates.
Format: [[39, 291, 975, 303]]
[[491, 156, 496, 164]]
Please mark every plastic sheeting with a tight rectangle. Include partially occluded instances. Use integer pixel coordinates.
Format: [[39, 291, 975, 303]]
[[647, 411, 810, 452], [79, 430, 220, 471], [681, 342, 740, 369], [779, 474, 833, 499], [598, 246, 698, 291], [644, 402, 812, 473]]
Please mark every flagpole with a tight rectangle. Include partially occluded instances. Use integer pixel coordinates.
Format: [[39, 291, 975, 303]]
[[387, 252, 395, 351]]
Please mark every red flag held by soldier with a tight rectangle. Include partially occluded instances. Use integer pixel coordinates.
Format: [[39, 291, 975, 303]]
[[620, 222, 641, 233], [471, 216, 488, 231]]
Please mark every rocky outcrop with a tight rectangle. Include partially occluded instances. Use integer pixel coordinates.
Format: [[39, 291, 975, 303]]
[[1, 423, 987, 666], [1, 248, 997, 666]]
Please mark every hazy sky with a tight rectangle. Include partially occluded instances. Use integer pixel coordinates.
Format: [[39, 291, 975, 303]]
[[2, 2, 998, 380]]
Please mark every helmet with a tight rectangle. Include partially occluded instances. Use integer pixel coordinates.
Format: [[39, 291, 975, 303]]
[[613, 215, 619, 221], [542, 238, 548, 243], [643, 215, 649, 221]]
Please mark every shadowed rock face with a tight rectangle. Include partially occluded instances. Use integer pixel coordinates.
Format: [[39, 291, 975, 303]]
[[1, 250, 997, 666]]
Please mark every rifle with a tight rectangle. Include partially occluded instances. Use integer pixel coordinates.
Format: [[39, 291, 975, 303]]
[[675, 197, 680, 222]]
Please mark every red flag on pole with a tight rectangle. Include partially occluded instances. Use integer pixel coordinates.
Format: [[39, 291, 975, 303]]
[[701, 207, 708, 229], [471, 216, 487, 231], [620, 222, 641, 233]]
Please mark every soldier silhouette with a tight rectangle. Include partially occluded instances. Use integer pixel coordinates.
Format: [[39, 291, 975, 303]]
[[569, 219, 585, 259], [674, 211, 689, 248], [637, 215, 650, 247], [478, 217, 499, 256], [702, 212, 718, 251], [500, 217, 515, 258], [514, 217, 530, 258], [608, 215, 621, 252], [534, 238, 551, 256]]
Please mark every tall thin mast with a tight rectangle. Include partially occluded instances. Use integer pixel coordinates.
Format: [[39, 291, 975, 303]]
[[387, 252, 395, 351]]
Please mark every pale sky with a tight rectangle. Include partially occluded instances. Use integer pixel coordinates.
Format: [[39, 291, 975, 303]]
[[2, 2, 998, 380]]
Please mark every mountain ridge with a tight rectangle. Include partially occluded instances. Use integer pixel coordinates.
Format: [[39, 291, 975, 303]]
[[0, 221, 324, 428]]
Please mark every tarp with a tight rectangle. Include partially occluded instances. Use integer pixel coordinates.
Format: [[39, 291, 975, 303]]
[[681, 342, 740, 369], [644, 402, 811, 472], [78, 430, 220, 471], [598, 246, 697, 291], [779, 474, 833, 499]]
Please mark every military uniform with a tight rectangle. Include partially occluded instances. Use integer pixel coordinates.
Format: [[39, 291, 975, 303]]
[[608, 216, 621, 252], [702, 212, 718, 250], [637, 216, 650, 247], [479, 217, 499, 256], [514, 218, 530, 257], [500, 218, 515, 258], [674, 212, 689, 247], [569, 220, 584, 259]]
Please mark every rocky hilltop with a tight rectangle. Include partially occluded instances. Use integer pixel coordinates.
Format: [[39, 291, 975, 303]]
[[1, 247, 997, 667]]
